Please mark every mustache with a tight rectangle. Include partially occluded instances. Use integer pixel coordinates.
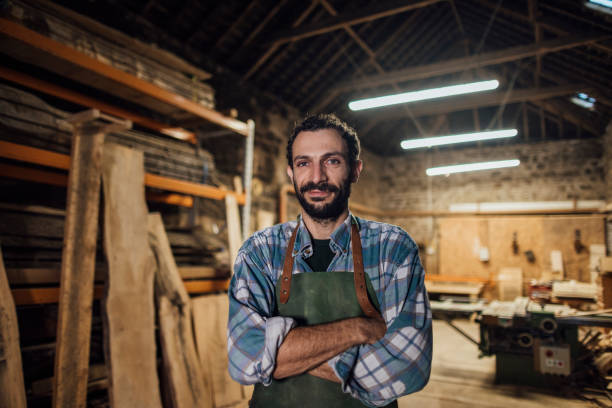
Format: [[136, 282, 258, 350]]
[[299, 182, 340, 194]]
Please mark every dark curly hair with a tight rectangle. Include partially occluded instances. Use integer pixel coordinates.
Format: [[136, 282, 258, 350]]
[[286, 113, 360, 170]]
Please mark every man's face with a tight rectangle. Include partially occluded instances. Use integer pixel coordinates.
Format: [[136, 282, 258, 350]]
[[287, 129, 362, 221]]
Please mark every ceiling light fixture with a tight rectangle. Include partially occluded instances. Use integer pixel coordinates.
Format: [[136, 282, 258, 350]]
[[586, 0, 612, 15], [348, 80, 499, 111], [426, 159, 520, 176], [401, 129, 517, 150], [570, 92, 596, 110]]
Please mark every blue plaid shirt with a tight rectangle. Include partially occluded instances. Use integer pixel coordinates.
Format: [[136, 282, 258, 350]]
[[227, 213, 432, 407]]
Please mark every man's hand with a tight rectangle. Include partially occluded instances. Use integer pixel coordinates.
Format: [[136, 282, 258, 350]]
[[273, 316, 387, 380]]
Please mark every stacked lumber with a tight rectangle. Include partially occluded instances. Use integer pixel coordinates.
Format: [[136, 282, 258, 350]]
[[0, 203, 228, 272], [0, 84, 216, 184], [6, 0, 215, 109]]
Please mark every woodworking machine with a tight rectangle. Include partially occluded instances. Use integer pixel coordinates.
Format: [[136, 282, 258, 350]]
[[432, 298, 612, 387]]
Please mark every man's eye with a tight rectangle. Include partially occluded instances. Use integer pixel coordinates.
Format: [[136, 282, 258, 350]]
[[296, 162, 308, 167], [326, 158, 341, 165]]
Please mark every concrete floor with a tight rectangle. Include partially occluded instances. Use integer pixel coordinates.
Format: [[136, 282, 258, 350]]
[[398, 319, 592, 408]]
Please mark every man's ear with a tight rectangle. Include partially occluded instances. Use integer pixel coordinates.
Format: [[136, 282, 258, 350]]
[[351, 160, 363, 183], [287, 165, 294, 183]]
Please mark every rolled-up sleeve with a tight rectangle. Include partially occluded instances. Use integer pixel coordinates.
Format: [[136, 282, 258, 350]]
[[227, 237, 296, 385], [330, 244, 432, 407]]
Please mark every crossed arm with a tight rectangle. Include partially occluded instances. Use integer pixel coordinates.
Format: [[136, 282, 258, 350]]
[[272, 316, 387, 381], [227, 229, 432, 406]]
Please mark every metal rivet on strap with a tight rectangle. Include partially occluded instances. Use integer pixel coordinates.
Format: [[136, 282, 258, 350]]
[[282, 289, 287, 294]]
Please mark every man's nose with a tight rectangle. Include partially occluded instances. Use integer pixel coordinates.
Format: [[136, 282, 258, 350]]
[[311, 162, 327, 184]]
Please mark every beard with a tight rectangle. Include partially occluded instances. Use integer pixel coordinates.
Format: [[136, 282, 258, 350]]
[[294, 175, 352, 222]]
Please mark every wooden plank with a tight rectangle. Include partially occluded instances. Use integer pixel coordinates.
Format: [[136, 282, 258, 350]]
[[498, 268, 523, 300], [101, 143, 162, 408], [0, 66, 196, 143], [257, 210, 276, 230], [145, 173, 246, 205], [183, 280, 230, 294], [425, 275, 489, 283], [6, 266, 224, 285], [193, 294, 244, 408], [11, 286, 104, 305], [10, 280, 230, 305], [225, 194, 242, 276], [0, 246, 27, 408], [0, 141, 245, 204], [32, 364, 107, 397], [148, 213, 213, 408], [178, 266, 225, 280], [0, 162, 193, 208], [53, 120, 106, 408], [22, 0, 212, 80], [335, 35, 608, 90], [0, 140, 70, 170], [0, 18, 249, 136], [7, 268, 103, 285]]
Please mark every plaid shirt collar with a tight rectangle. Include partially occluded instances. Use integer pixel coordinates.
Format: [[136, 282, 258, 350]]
[[289, 211, 360, 258]]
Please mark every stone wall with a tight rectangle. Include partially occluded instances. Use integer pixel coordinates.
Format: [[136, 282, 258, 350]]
[[376, 138, 607, 246], [381, 138, 606, 212]]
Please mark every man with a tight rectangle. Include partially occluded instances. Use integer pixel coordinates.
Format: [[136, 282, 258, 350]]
[[227, 114, 432, 407]]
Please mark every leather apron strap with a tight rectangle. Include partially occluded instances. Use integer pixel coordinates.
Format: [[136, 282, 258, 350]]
[[278, 221, 380, 319]]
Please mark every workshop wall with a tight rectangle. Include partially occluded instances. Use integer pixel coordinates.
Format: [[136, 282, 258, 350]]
[[378, 136, 607, 246], [604, 122, 612, 203]]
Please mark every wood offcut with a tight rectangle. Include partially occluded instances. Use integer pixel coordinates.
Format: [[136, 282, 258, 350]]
[[53, 110, 129, 408], [102, 143, 162, 408], [0, 246, 27, 408], [148, 212, 213, 408]]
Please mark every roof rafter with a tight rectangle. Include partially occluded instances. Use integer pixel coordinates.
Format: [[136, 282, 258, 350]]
[[334, 34, 609, 90], [476, 0, 612, 54], [242, 0, 317, 80], [269, 0, 445, 46]]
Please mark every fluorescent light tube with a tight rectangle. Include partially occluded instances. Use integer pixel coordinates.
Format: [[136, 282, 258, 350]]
[[586, 0, 612, 14], [426, 159, 520, 176], [348, 80, 499, 111], [401, 129, 517, 150], [588, 0, 612, 8]]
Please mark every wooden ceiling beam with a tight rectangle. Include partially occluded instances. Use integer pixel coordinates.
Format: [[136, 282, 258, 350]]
[[527, 100, 603, 136], [242, 0, 289, 48], [476, 0, 612, 54], [354, 84, 584, 120], [214, 0, 261, 50], [269, 0, 444, 46], [242, 1, 317, 80], [334, 34, 609, 90], [318, 0, 429, 136]]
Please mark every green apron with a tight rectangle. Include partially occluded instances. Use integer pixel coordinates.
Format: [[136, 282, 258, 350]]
[[250, 222, 398, 408]]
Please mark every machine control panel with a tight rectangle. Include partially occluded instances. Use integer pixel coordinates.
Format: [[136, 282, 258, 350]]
[[536, 344, 571, 376]]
